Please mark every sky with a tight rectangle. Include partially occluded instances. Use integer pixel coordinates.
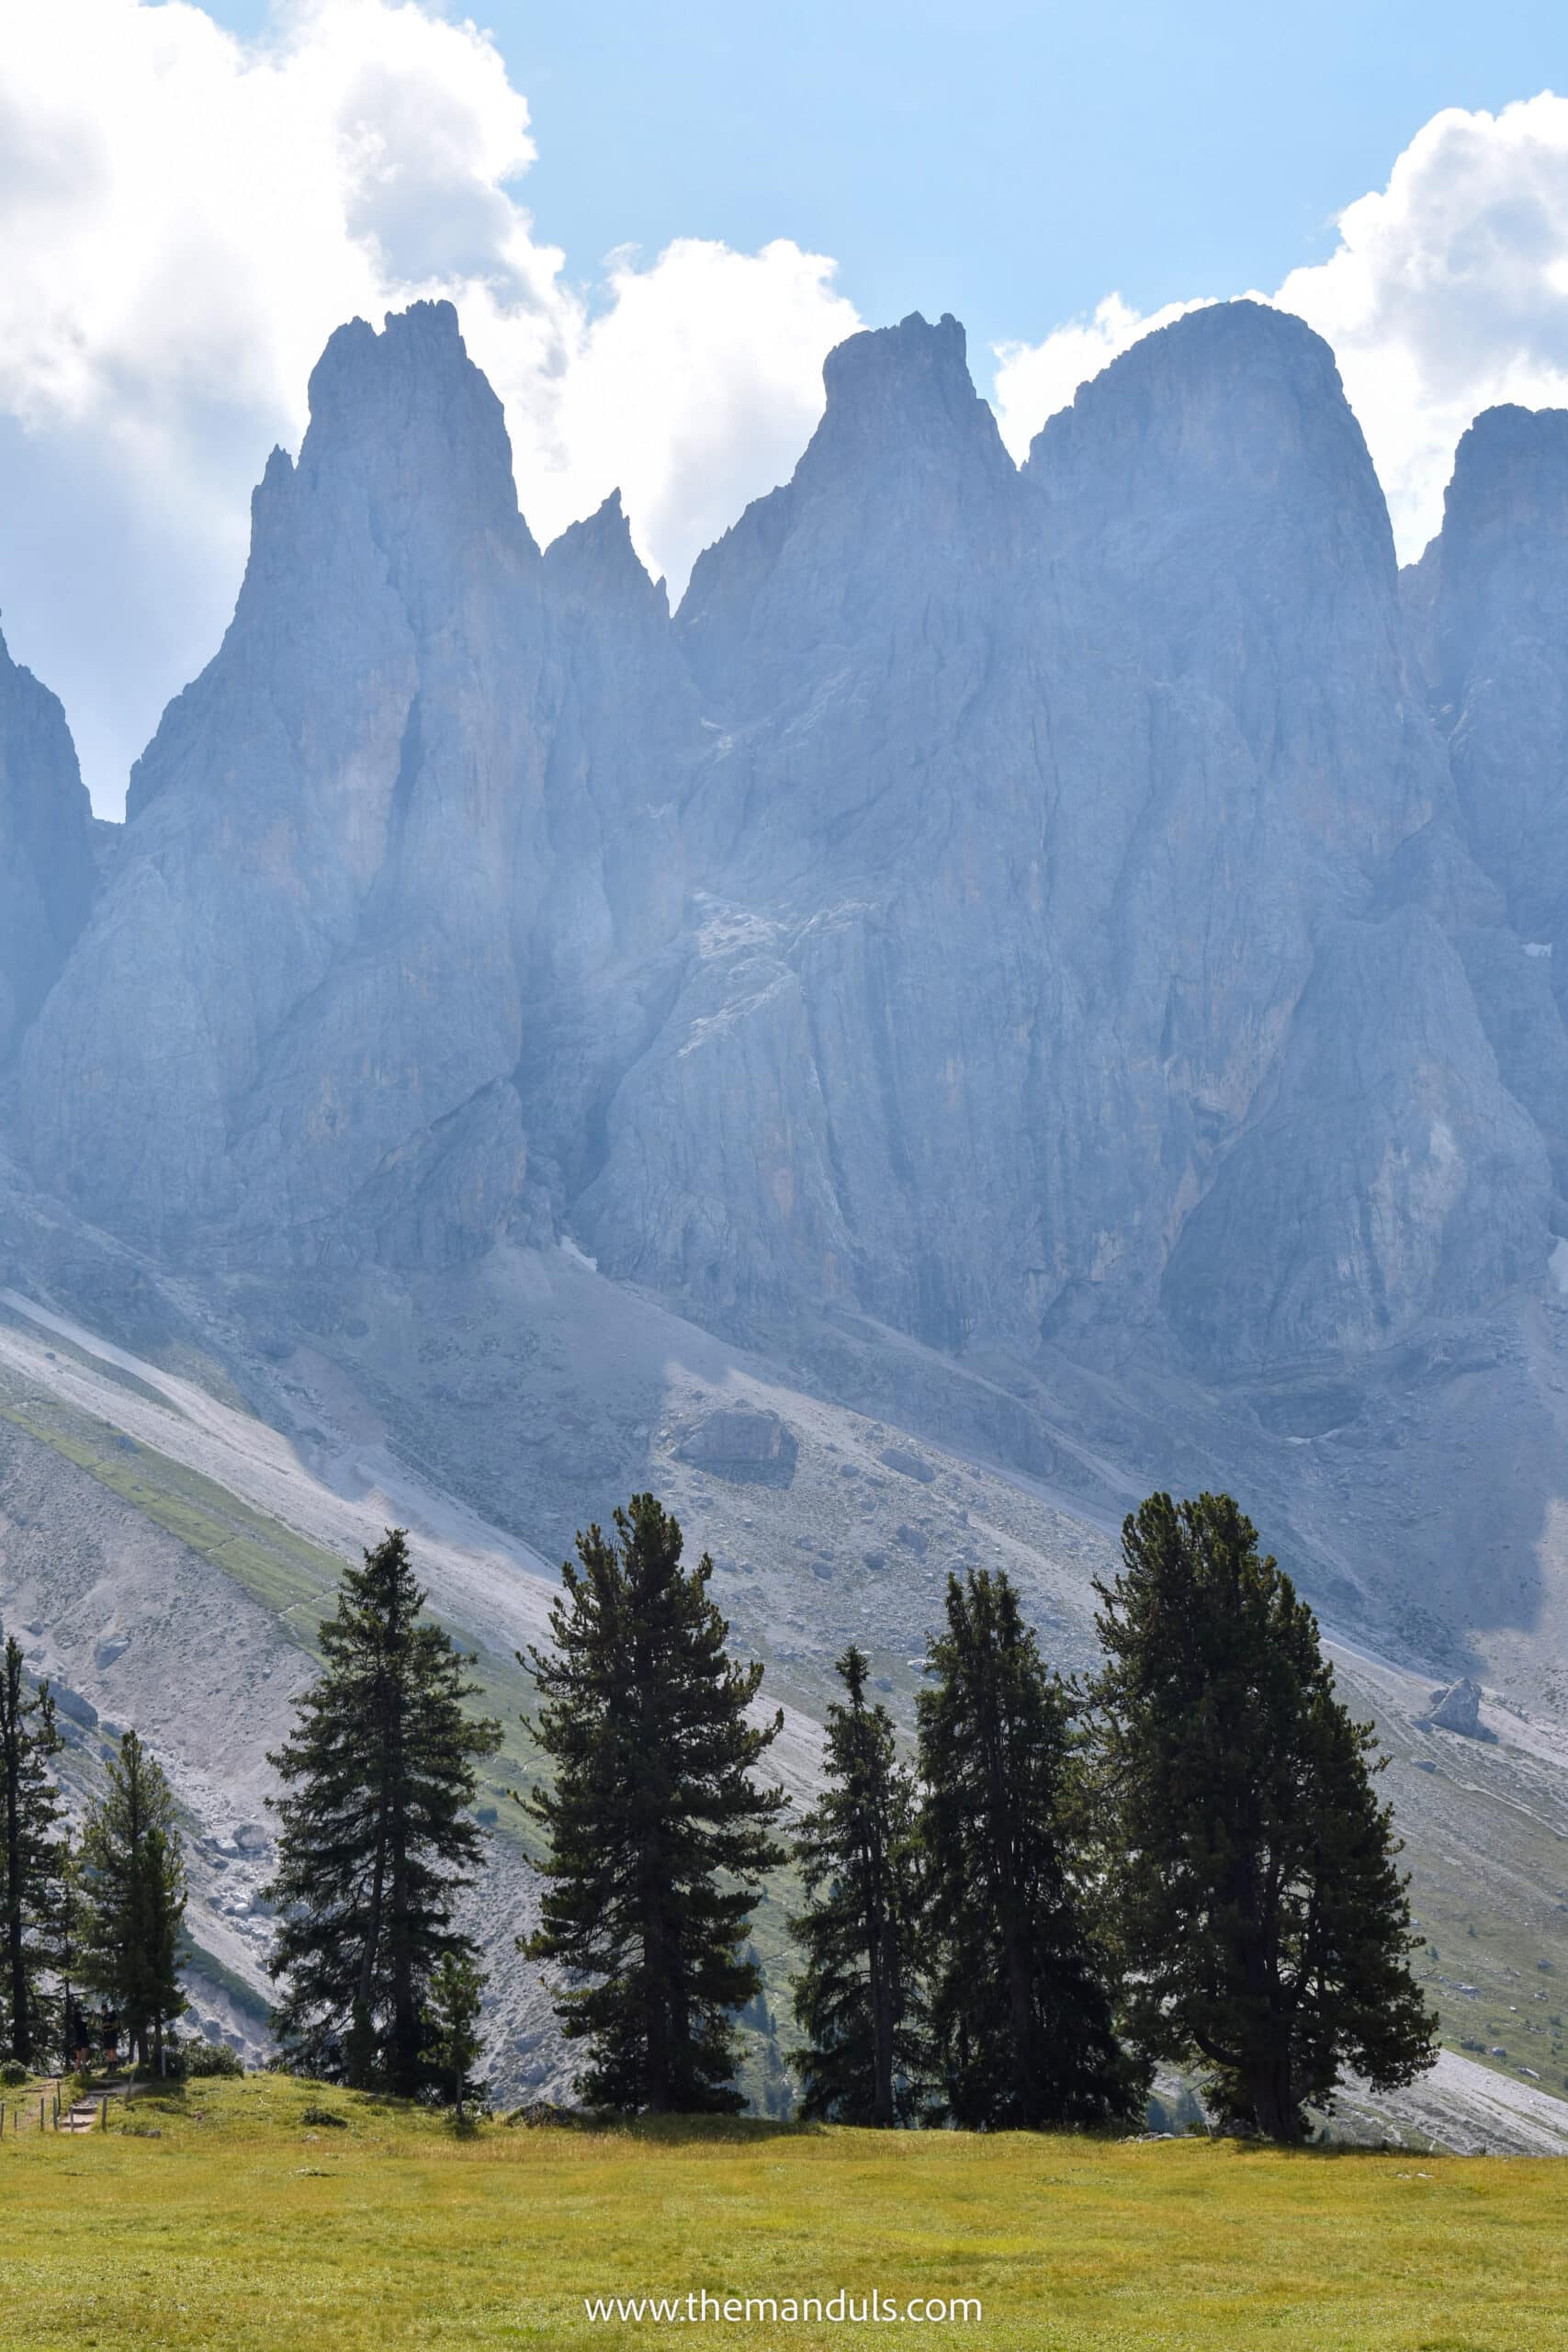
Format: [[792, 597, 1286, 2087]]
[[6, 0, 1568, 811]]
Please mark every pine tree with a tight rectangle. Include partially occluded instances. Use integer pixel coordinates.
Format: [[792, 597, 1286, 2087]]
[[79, 1729, 187, 2069], [1091, 1491, 1437, 2143], [790, 1645, 931, 2126], [524, 1493, 787, 2114], [0, 1630, 68, 2067], [51, 1830, 87, 2074], [265, 1529, 501, 2097], [919, 1568, 1143, 2130], [423, 1950, 487, 2123]]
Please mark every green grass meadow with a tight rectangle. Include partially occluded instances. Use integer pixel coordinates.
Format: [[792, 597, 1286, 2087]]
[[2, 2075, 1566, 2351]]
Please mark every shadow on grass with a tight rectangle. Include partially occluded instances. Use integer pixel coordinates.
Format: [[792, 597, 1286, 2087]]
[[505, 2105, 824, 2146]]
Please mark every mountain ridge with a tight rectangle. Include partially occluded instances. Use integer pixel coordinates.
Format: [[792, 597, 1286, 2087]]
[[7, 300, 1568, 2132]]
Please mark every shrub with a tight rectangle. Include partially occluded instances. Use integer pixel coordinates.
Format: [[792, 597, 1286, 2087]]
[[139, 2051, 187, 2083], [0, 2058, 28, 2086], [186, 2043, 245, 2079], [299, 2103, 349, 2128]]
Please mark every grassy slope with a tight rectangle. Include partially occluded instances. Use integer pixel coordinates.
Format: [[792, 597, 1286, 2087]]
[[3, 2075, 1568, 2351], [0, 1375, 552, 1826]]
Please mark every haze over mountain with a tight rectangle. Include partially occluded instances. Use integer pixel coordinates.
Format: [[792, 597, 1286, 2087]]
[[7, 290, 1568, 2129], [10, 295, 1558, 1372]]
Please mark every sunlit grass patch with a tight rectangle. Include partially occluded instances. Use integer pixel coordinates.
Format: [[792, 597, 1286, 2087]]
[[3, 2075, 1567, 2349]]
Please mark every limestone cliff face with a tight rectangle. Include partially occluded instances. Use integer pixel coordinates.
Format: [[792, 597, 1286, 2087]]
[[1403, 402, 1568, 1204], [1414, 404, 1568, 944], [0, 627, 95, 1064], [19, 305, 694, 1262], [23, 301, 546, 1252], [10, 297, 1565, 1381], [585, 311, 1032, 1335], [587, 301, 1540, 1369]]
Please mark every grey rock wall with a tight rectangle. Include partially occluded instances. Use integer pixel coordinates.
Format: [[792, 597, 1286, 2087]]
[[0, 626, 96, 1064], [9, 294, 1568, 1393]]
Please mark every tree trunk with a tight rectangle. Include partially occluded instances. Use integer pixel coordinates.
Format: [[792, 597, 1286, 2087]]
[[1247, 2044, 1303, 2142], [867, 1917, 895, 2127], [1000, 1914, 1034, 2120], [352, 1821, 387, 2088], [643, 1871, 671, 2113], [389, 1821, 416, 2097], [865, 1824, 895, 2127], [2, 1659, 28, 2064]]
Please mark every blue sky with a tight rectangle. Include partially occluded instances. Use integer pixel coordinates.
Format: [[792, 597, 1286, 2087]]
[[8, 1, 1568, 807], [197, 0, 1566, 367]]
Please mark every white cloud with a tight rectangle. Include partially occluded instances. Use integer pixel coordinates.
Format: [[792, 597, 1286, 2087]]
[[12, 12, 1568, 817], [0, 0, 859, 809], [990, 93, 1568, 564], [498, 238, 860, 589]]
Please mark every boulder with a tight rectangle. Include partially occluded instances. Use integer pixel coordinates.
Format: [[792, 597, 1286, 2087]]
[[675, 1406, 798, 1487], [1420, 1678, 1497, 1741]]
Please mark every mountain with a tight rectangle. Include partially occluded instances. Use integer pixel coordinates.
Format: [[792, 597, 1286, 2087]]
[[19, 300, 1551, 1374], [18, 302, 694, 1265], [6, 295, 1568, 2133], [0, 624, 95, 1065]]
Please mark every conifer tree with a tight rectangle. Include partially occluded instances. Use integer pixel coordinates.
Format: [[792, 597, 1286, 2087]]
[[51, 1830, 86, 2073], [1091, 1491, 1437, 2143], [79, 1729, 187, 2069], [919, 1568, 1142, 2130], [790, 1645, 931, 2126], [424, 1950, 487, 2123], [0, 1630, 68, 2067], [265, 1529, 501, 2097], [524, 1493, 787, 2114]]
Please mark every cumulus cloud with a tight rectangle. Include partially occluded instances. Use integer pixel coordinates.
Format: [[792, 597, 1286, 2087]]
[[0, 0, 859, 808], [991, 92, 1568, 566], [502, 238, 860, 589], [12, 11, 1568, 816]]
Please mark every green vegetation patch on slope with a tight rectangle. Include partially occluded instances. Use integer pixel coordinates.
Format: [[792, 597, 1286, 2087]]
[[0, 1375, 338, 1634], [4, 2074, 1568, 2350], [0, 1374, 552, 1857]]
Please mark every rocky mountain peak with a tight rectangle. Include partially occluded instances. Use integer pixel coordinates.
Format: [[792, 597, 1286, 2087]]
[[808, 309, 1010, 482], [0, 624, 96, 1061], [1440, 403, 1568, 552], [298, 300, 525, 535], [1417, 401, 1568, 947], [678, 310, 1016, 710], [544, 491, 666, 622], [1026, 299, 1393, 580], [1423, 403, 1568, 711], [7, 289, 1562, 1412]]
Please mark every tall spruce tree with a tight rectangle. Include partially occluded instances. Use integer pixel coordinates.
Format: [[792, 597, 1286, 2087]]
[[790, 1645, 931, 2126], [919, 1568, 1143, 2130], [1091, 1492, 1437, 2143], [0, 1629, 67, 2066], [524, 1493, 787, 2114], [79, 1729, 187, 2068], [51, 1829, 86, 2071], [265, 1529, 501, 2096]]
